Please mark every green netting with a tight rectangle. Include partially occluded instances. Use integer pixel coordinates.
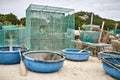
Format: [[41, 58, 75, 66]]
[[0, 22, 3, 29], [26, 4, 75, 51], [109, 29, 120, 35], [82, 24, 100, 30], [0, 26, 26, 46], [80, 31, 100, 43]]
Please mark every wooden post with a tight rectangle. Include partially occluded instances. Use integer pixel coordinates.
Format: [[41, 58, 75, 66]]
[[114, 23, 118, 36], [90, 13, 93, 25], [9, 35, 13, 51], [98, 21, 105, 43], [78, 27, 81, 40], [78, 27, 80, 30], [19, 49, 27, 76]]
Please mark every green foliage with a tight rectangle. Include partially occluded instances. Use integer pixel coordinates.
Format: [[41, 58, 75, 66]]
[[0, 11, 120, 29], [75, 11, 120, 30], [0, 14, 5, 23], [4, 13, 20, 25], [20, 17, 26, 26], [4, 21, 12, 25], [0, 13, 25, 26]]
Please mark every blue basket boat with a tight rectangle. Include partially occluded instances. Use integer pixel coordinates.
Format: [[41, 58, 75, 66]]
[[102, 58, 120, 80], [62, 49, 91, 61], [99, 51, 120, 59], [0, 46, 29, 64], [23, 50, 65, 73]]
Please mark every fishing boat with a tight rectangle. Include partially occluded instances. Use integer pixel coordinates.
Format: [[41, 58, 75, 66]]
[[0, 46, 29, 64], [102, 57, 120, 80], [62, 49, 90, 61], [99, 51, 120, 59], [23, 50, 65, 73]]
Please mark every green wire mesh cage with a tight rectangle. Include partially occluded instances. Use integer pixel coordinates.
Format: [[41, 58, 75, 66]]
[[0, 26, 26, 46], [26, 4, 75, 51]]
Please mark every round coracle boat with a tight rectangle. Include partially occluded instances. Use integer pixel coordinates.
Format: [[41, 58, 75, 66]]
[[62, 49, 91, 61], [0, 46, 29, 64], [99, 51, 120, 59], [23, 50, 65, 73], [102, 57, 120, 80]]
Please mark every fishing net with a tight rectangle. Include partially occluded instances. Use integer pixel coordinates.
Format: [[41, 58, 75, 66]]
[[80, 31, 100, 43], [82, 24, 100, 31], [0, 26, 26, 46], [26, 4, 75, 51], [109, 29, 120, 36]]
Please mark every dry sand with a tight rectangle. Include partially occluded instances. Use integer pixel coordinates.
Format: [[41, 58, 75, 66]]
[[0, 56, 115, 80]]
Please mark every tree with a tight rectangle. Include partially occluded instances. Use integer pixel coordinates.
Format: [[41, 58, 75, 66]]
[[74, 11, 119, 30], [0, 14, 5, 23], [20, 17, 26, 26], [4, 13, 20, 25]]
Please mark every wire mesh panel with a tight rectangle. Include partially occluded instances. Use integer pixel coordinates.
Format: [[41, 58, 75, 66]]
[[80, 31, 100, 43], [0, 30, 4, 45], [26, 4, 75, 51], [82, 25, 100, 31], [0, 26, 26, 46]]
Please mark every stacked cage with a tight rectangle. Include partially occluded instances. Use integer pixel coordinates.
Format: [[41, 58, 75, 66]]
[[0, 26, 26, 46], [26, 4, 75, 51]]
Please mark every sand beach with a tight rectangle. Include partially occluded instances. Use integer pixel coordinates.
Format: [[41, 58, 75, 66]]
[[0, 56, 115, 80]]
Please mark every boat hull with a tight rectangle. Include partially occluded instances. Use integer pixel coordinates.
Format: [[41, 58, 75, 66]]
[[102, 58, 120, 79], [23, 51, 65, 73], [0, 46, 29, 64], [62, 49, 90, 61], [99, 51, 120, 59]]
